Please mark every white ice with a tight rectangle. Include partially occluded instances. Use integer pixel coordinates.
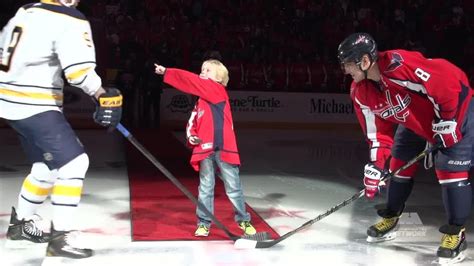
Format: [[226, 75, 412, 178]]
[[1, 128, 473, 266]]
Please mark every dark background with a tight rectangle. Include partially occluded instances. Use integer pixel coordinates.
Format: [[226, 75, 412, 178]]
[[1, 0, 473, 127]]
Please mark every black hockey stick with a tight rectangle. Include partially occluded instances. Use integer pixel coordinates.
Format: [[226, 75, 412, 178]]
[[234, 146, 437, 249], [116, 123, 270, 242]]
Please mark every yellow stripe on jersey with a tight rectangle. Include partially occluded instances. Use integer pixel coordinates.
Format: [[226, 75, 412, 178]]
[[28, 6, 87, 22], [0, 88, 63, 101], [52, 185, 83, 197], [40, 0, 61, 5], [66, 67, 92, 81], [23, 179, 52, 196]]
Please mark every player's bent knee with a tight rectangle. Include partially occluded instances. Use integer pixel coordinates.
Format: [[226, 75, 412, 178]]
[[57, 153, 89, 179], [441, 179, 471, 188], [31, 162, 58, 183]]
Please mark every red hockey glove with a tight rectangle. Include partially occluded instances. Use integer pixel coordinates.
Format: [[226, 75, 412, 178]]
[[432, 119, 462, 148], [363, 163, 386, 199]]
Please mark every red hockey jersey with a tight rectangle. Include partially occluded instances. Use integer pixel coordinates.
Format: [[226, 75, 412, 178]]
[[351, 50, 472, 168], [163, 68, 240, 171]]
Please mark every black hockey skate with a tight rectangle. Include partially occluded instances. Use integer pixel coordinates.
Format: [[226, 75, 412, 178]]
[[6, 207, 50, 248], [45, 223, 93, 259], [436, 225, 467, 265], [366, 208, 401, 243]]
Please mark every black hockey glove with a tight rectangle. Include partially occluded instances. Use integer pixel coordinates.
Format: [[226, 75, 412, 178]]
[[93, 88, 123, 127]]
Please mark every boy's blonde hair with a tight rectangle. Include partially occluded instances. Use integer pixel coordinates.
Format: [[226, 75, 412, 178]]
[[203, 59, 229, 87]]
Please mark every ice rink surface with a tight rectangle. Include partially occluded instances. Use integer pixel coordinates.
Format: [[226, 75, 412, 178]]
[[1, 127, 473, 266]]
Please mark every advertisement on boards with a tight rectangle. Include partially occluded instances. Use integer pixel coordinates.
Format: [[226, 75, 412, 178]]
[[160, 88, 357, 127]]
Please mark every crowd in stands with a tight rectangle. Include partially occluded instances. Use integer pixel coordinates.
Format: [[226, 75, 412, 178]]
[[1, 0, 473, 127]]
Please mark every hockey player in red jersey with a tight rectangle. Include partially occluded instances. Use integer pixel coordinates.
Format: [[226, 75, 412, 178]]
[[337, 32, 472, 264]]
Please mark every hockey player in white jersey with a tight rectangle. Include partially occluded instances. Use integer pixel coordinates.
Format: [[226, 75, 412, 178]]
[[0, 0, 122, 259]]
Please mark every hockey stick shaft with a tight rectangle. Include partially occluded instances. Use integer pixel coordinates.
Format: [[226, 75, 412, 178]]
[[116, 123, 245, 241], [241, 146, 436, 248]]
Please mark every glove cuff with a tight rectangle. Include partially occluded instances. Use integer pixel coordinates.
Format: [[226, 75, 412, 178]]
[[99, 94, 123, 107], [432, 119, 457, 134]]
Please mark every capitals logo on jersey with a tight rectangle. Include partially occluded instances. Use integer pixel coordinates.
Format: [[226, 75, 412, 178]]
[[374, 91, 411, 122]]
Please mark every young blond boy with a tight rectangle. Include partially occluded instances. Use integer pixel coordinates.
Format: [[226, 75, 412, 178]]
[[155, 60, 256, 236]]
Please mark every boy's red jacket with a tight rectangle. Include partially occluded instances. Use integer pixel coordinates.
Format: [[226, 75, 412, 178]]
[[163, 68, 240, 171]]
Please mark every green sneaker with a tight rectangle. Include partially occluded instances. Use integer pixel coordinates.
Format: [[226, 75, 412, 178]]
[[194, 225, 209, 237], [239, 221, 256, 235]]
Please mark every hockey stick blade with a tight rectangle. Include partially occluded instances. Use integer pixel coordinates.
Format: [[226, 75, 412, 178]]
[[116, 124, 271, 242], [234, 146, 436, 249], [234, 190, 364, 249]]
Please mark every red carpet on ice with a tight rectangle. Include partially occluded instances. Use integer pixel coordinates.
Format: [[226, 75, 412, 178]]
[[125, 129, 279, 241]]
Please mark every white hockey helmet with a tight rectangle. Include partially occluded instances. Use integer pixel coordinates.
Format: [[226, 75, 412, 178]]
[[58, 0, 80, 8]]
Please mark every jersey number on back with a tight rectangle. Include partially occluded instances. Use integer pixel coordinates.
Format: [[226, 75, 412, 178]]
[[415, 68, 430, 82], [0, 26, 23, 72]]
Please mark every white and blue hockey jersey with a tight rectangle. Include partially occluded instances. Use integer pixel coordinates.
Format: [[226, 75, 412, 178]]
[[0, 0, 102, 120]]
